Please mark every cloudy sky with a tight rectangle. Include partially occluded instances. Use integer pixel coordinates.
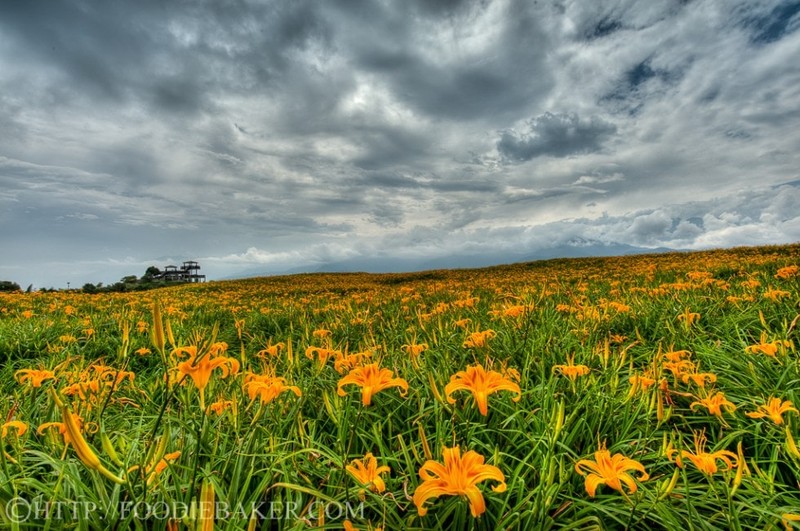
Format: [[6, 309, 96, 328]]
[[2, 0, 799, 288]]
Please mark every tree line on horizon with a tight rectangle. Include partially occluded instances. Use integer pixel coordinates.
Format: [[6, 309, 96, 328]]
[[0, 267, 188, 294]]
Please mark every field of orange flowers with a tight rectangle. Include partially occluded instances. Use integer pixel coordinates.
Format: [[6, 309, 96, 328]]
[[1, 244, 799, 530]]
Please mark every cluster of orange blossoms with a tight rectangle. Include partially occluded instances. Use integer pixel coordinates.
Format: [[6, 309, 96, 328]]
[[5, 249, 798, 525]]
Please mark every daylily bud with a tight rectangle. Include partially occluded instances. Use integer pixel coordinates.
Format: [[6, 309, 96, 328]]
[[100, 426, 123, 467], [552, 400, 565, 441], [152, 302, 165, 354], [786, 427, 800, 460], [50, 389, 124, 484], [165, 318, 176, 348], [198, 478, 215, 531], [418, 424, 433, 461], [658, 468, 680, 500], [732, 441, 749, 494], [428, 373, 444, 404]]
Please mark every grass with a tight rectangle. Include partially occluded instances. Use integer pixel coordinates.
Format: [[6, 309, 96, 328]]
[[0, 244, 799, 530]]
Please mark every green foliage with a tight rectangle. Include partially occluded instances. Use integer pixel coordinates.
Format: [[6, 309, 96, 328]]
[[0, 280, 21, 292], [0, 244, 798, 529]]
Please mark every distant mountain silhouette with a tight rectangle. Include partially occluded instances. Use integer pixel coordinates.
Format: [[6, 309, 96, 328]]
[[223, 240, 678, 280]]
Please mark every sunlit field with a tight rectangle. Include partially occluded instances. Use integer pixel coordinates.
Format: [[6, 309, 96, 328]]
[[1, 245, 799, 530]]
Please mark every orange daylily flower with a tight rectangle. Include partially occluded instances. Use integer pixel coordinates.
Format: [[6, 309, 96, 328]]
[[15, 369, 57, 388], [129, 450, 182, 486], [666, 431, 738, 475], [401, 343, 428, 358], [775, 265, 799, 279], [663, 350, 691, 363], [173, 345, 240, 409], [207, 399, 234, 416], [149, 451, 181, 483], [2, 420, 27, 438], [783, 513, 800, 530], [59, 334, 78, 344], [739, 279, 761, 289], [574, 444, 649, 497], [690, 391, 737, 417], [745, 332, 793, 357], [462, 330, 496, 349], [346, 452, 390, 498], [343, 520, 383, 531], [257, 343, 285, 358], [681, 372, 717, 389], [677, 309, 700, 327], [746, 397, 797, 425], [445, 365, 521, 416], [243, 373, 302, 404], [60, 365, 135, 405], [488, 305, 529, 319], [337, 363, 408, 406], [627, 373, 657, 398], [662, 359, 695, 379], [1, 420, 27, 462], [305, 346, 341, 366], [334, 350, 373, 374], [452, 296, 479, 308], [763, 289, 790, 301], [312, 328, 332, 338], [413, 446, 506, 517], [553, 356, 590, 381], [38, 416, 80, 445]]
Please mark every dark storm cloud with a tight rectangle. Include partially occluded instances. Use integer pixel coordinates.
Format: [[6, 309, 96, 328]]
[[410, 0, 474, 17], [741, 0, 800, 44], [0, 0, 330, 115], [341, 0, 554, 121], [497, 112, 617, 161], [350, 125, 434, 171], [601, 57, 685, 116]]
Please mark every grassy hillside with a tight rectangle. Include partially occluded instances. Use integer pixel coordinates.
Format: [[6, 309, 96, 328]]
[[1, 244, 799, 529]]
